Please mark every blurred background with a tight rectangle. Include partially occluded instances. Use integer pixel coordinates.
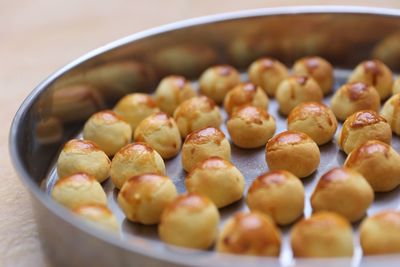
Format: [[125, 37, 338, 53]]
[[2, 1, 400, 266]]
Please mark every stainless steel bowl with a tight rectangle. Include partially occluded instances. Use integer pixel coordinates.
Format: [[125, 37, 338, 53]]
[[10, 6, 400, 267]]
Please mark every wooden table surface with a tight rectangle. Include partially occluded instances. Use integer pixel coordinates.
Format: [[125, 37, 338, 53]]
[[2, 1, 400, 266]]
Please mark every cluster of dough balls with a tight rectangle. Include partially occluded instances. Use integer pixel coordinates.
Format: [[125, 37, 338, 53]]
[[134, 112, 181, 159], [337, 110, 392, 154], [330, 82, 380, 121], [290, 212, 354, 257], [248, 57, 289, 96], [154, 75, 196, 115], [227, 105, 276, 148], [110, 142, 165, 189], [83, 110, 132, 156], [287, 102, 337, 145], [158, 193, 219, 249], [276, 75, 323, 115], [57, 139, 110, 183], [266, 130, 320, 178], [344, 140, 400, 192], [246, 170, 304, 225], [118, 174, 177, 224], [186, 157, 244, 208], [216, 212, 281, 256], [173, 96, 222, 138], [311, 167, 374, 222], [348, 59, 393, 100], [223, 82, 269, 115], [199, 65, 241, 104], [381, 93, 400, 135], [181, 127, 231, 172]]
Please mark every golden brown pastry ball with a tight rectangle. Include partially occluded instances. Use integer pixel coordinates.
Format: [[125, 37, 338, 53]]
[[134, 112, 181, 159], [216, 212, 281, 256], [227, 106, 276, 148], [83, 110, 132, 156], [265, 131, 320, 178], [248, 57, 289, 96], [158, 193, 219, 249], [393, 77, 400, 95], [330, 82, 380, 121], [275, 76, 323, 115], [154, 75, 196, 116], [246, 170, 304, 225], [348, 59, 393, 100], [311, 167, 373, 222], [110, 143, 165, 189], [52, 173, 108, 209], [57, 139, 110, 183], [292, 56, 334, 95], [380, 93, 400, 135], [181, 127, 231, 172], [117, 174, 177, 224], [113, 93, 159, 131], [223, 82, 269, 115], [344, 140, 400, 192], [338, 110, 392, 154], [360, 211, 400, 255], [173, 96, 222, 138], [72, 204, 119, 232], [290, 211, 354, 258], [199, 65, 241, 104], [288, 102, 338, 145], [185, 157, 244, 208]]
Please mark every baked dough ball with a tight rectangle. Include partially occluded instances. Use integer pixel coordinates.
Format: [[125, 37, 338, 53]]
[[223, 82, 269, 115], [248, 57, 289, 96], [380, 93, 400, 135], [51, 173, 107, 209], [393, 77, 400, 95], [330, 82, 380, 121], [265, 131, 320, 178], [275, 76, 323, 115], [118, 174, 177, 224], [311, 167, 374, 222], [73, 204, 119, 232], [186, 157, 245, 208], [246, 170, 304, 225], [110, 142, 165, 189], [344, 140, 400, 192], [290, 211, 354, 257], [293, 56, 334, 95], [337, 110, 392, 154], [216, 212, 281, 256], [113, 93, 159, 131], [348, 59, 393, 100], [199, 65, 241, 104], [83, 110, 132, 156], [173, 96, 222, 138], [288, 102, 338, 145], [57, 139, 110, 183], [158, 193, 219, 249], [154, 75, 196, 116], [181, 127, 231, 172], [227, 106, 276, 148], [134, 112, 181, 159], [360, 211, 400, 255]]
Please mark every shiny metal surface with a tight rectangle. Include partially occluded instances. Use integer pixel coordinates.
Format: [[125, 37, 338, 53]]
[[10, 6, 400, 267]]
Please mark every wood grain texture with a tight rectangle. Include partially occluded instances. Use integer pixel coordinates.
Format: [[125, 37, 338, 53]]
[[2, 1, 400, 266]]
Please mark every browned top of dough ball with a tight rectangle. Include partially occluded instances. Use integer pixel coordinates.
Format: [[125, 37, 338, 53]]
[[185, 127, 225, 145]]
